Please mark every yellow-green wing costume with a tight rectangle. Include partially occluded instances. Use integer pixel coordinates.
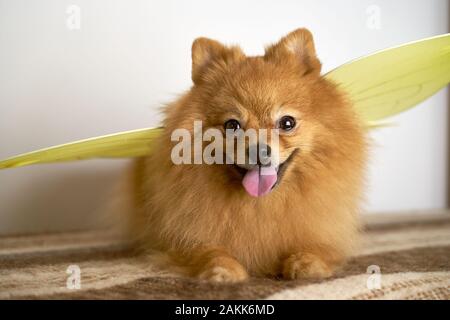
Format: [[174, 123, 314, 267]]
[[325, 33, 450, 125], [0, 34, 449, 169], [0, 127, 162, 169]]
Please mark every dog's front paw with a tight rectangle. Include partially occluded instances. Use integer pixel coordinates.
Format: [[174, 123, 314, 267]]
[[197, 259, 248, 283], [282, 252, 333, 280]]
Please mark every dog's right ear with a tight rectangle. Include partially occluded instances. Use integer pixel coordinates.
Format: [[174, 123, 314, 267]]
[[191, 38, 244, 85]]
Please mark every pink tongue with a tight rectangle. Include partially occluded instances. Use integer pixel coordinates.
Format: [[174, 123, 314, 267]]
[[242, 166, 278, 197]]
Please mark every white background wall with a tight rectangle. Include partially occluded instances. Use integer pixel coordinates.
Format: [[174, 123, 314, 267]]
[[0, 0, 448, 235]]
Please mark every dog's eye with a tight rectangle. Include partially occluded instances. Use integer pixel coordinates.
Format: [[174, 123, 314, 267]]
[[278, 116, 296, 131], [224, 119, 241, 131]]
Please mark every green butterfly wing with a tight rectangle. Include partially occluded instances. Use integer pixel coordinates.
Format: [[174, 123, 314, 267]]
[[0, 127, 163, 169], [325, 33, 450, 124], [1, 34, 449, 169]]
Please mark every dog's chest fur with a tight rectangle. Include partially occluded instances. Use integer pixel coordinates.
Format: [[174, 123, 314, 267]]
[[137, 160, 349, 275]]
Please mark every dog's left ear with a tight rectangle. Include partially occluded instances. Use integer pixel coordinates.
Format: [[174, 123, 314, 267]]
[[265, 28, 321, 76]]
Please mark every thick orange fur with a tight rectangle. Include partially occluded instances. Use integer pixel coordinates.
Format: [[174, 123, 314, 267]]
[[128, 28, 367, 282]]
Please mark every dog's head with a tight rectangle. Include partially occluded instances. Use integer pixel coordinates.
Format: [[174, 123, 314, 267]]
[[171, 28, 363, 198]]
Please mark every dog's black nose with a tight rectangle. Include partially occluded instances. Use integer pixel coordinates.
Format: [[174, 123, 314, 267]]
[[248, 144, 272, 166]]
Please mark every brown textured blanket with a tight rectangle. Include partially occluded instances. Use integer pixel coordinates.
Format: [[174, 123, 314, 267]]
[[1, 212, 449, 299]]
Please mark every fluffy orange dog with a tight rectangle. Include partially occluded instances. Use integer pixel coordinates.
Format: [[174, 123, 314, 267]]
[[128, 28, 367, 282]]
